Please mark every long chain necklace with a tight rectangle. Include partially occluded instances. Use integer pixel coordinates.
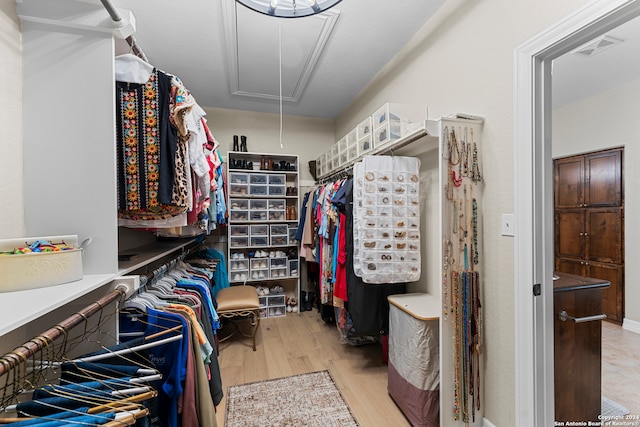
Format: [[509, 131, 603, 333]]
[[473, 198, 479, 265], [442, 238, 451, 319], [452, 271, 461, 421], [471, 128, 482, 183]]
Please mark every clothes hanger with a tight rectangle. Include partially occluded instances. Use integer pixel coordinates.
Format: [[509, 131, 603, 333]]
[[114, 53, 154, 84]]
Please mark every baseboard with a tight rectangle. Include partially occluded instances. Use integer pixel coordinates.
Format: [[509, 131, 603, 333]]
[[622, 318, 640, 334], [483, 418, 497, 427]]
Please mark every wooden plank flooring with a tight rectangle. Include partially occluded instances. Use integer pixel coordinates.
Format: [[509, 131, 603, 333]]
[[214, 310, 640, 425], [214, 310, 411, 426], [602, 321, 640, 417]]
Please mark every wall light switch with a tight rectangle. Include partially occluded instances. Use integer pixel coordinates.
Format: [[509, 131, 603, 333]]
[[501, 213, 515, 237]]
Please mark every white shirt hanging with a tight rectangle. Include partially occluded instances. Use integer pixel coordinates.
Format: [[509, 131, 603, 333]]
[[115, 53, 154, 83]]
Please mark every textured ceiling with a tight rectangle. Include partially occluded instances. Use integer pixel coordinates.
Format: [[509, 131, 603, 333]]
[[111, 0, 447, 118]]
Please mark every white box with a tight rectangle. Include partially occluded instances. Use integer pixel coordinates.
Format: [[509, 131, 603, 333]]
[[0, 235, 85, 293], [372, 103, 425, 129]]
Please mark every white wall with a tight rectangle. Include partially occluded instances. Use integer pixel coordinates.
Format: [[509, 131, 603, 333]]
[[202, 106, 335, 184], [334, 0, 593, 426], [0, 0, 24, 239], [553, 79, 640, 324]]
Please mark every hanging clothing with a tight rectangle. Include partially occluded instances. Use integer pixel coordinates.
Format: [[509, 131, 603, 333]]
[[344, 178, 405, 336], [116, 68, 183, 218]]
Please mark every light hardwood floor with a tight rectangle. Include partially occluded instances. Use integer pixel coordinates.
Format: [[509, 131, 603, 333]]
[[602, 321, 640, 417], [214, 311, 640, 426], [214, 310, 412, 426]]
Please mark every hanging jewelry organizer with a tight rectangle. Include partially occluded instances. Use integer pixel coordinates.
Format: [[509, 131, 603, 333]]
[[353, 155, 421, 283], [433, 117, 485, 426]]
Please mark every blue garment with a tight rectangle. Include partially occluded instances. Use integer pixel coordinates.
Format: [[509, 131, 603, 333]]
[[133, 308, 188, 427], [295, 192, 310, 241], [33, 378, 133, 400], [3, 408, 90, 426], [195, 247, 229, 297], [177, 278, 219, 326]]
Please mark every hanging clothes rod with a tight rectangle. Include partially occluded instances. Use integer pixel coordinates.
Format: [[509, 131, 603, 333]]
[[0, 286, 128, 378], [99, 0, 149, 62]]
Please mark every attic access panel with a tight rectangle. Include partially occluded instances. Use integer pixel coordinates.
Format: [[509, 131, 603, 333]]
[[224, 0, 339, 102]]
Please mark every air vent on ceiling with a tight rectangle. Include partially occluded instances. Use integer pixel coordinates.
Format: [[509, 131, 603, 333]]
[[571, 35, 624, 57]]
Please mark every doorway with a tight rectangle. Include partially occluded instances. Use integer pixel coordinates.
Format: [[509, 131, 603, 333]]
[[514, 0, 640, 425]]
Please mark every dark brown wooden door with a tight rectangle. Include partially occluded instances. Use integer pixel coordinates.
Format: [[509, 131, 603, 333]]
[[555, 156, 584, 208], [585, 149, 622, 207]]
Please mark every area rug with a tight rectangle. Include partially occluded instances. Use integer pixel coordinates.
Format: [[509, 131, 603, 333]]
[[225, 370, 359, 427], [602, 396, 630, 417]]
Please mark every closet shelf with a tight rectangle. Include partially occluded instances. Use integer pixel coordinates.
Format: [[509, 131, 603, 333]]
[[0, 273, 116, 336], [118, 239, 197, 275]]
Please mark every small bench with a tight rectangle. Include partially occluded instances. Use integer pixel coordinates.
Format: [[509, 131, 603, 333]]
[[216, 286, 260, 351]]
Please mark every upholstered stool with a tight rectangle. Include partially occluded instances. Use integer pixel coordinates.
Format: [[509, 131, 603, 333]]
[[216, 285, 260, 351]]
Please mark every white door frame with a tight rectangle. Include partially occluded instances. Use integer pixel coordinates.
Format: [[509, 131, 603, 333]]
[[514, 0, 640, 425]]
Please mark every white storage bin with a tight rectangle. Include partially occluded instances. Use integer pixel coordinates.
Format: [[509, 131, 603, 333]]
[[288, 227, 298, 243], [270, 224, 288, 236], [268, 185, 286, 196], [372, 103, 425, 128], [338, 137, 347, 154], [267, 294, 286, 306], [358, 134, 373, 156], [269, 210, 285, 222], [250, 210, 268, 221], [269, 257, 288, 269], [230, 236, 249, 248], [250, 236, 268, 247], [270, 267, 288, 278], [249, 173, 268, 184], [374, 121, 403, 149], [289, 259, 299, 277], [229, 172, 249, 185], [229, 183, 248, 196], [229, 198, 249, 211], [268, 174, 286, 185], [270, 235, 288, 246], [249, 184, 267, 196], [250, 199, 268, 211], [268, 199, 285, 211], [229, 225, 249, 237], [0, 235, 86, 292], [230, 210, 248, 221], [357, 116, 373, 140], [250, 258, 269, 270], [267, 306, 286, 318], [250, 224, 268, 237], [331, 144, 340, 158]]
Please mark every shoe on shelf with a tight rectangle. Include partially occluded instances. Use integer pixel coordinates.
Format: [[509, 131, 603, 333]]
[[233, 135, 239, 151]]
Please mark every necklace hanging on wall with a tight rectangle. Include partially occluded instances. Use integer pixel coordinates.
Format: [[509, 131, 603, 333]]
[[471, 129, 482, 183], [449, 127, 461, 166], [442, 126, 451, 161]]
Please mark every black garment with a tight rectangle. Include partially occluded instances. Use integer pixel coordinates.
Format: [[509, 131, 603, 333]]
[[116, 68, 178, 208], [344, 178, 405, 336]]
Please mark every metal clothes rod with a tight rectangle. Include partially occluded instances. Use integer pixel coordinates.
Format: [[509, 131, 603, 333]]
[[0, 287, 127, 378], [100, 0, 149, 62]]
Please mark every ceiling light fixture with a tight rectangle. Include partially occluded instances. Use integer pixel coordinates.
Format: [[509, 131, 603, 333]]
[[236, 0, 341, 18]]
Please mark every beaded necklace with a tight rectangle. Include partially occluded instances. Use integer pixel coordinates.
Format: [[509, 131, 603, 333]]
[[473, 198, 479, 265]]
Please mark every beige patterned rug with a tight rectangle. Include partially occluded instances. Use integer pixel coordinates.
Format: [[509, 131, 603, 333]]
[[224, 370, 359, 427]]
